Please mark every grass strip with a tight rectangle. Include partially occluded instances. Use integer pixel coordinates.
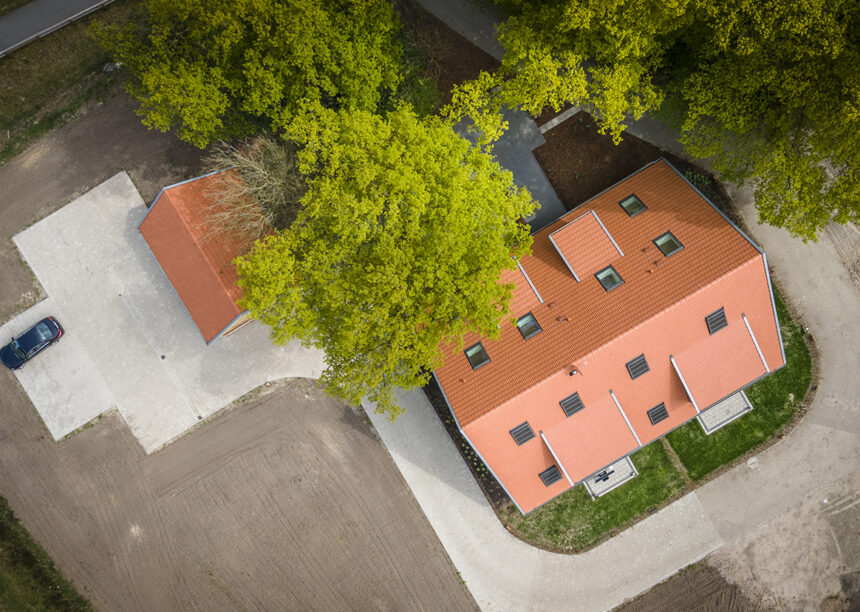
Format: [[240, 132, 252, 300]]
[[0, 495, 92, 611], [502, 441, 687, 552], [666, 288, 812, 481]]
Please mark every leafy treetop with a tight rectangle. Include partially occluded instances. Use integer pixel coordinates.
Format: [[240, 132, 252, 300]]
[[446, 0, 859, 240], [236, 106, 536, 417], [93, 0, 404, 147]]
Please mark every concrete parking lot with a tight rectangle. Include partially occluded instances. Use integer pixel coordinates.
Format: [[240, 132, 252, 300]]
[[2, 172, 324, 451]]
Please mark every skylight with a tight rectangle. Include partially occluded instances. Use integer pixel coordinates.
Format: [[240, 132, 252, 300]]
[[595, 265, 624, 291], [706, 308, 728, 334], [626, 354, 650, 379], [560, 392, 585, 417], [647, 403, 669, 425], [510, 422, 535, 445], [539, 465, 563, 486], [516, 312, 542, 340], [654, 231, 683, 256], [619, 194, 646, 217], [464, 342, 490, 370]]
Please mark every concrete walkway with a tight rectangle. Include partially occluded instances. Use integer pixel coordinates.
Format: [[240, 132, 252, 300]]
[[3, 173, 323, 452], [0, 0, 115, 57]]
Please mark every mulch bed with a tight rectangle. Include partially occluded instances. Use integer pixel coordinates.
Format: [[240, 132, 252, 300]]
[[533, 110, 741, 225], [398, 1, 500, 109]]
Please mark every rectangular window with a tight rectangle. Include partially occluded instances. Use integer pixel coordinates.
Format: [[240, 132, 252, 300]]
[[706, 308, 728, 335], [509, 422, 535, 445], [595, 265, 624, 291], [626, 354, 650, 379], [464, 342, 490, 369], [516, 312, 542, 340], [647, 403, 669, 425], [619, 194, 647, 217], [539, 465, 563, 486], [653, 231, 683, 256], [560, 392, 585, 417]]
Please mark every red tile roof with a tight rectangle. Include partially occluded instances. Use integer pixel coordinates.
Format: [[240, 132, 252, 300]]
[[139, 170, 252, 343], [434, 159, 785, 513], [437, 159, 768, 426]]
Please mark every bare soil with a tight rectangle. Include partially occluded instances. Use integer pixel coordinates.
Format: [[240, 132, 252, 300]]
[[0, 95, 476, 610], [616, 563, 754, 612]]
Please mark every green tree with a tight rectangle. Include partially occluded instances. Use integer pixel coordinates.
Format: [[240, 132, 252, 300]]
[[236, 106, 536, 417], [447, 0, 859, 239], [93, 0, 404, 147]]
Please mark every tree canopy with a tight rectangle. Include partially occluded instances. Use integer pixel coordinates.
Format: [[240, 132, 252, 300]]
[[235, 106, 536, 417], [93, 0, 404, 147], [446, 0, 860, 239]]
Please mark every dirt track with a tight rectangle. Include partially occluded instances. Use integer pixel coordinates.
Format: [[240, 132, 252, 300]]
[[0, 96, 476, 610]]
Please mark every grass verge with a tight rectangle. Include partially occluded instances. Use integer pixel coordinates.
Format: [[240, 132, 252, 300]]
[[501, 442, 687, 552], [666, 288, 812, 481], [0, 0, 139, 164], [0, 496, 92, 610]]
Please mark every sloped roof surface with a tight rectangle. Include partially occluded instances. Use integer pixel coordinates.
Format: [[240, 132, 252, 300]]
[[139, 170, 249, 343], [549, 210, 622, 279], [437, 160, 764, 427]]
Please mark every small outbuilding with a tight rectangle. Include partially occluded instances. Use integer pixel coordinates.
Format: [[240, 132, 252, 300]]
[[139, 170, 253, 344]]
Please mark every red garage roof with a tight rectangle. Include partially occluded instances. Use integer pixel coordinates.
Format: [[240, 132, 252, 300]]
[[139, 170, 251, 344]]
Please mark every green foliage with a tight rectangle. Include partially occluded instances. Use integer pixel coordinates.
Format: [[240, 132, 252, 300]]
[[92, 0, 405, 147], [236, 106, 536, 417], [449, 0, 859, 238], [667, 289, 812, 480], [0, 496, 92, 611]]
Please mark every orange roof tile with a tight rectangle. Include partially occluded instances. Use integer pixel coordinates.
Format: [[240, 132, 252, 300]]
[[437, 159, 766, 427], [139, 170, 253, 343], [549, 210, 622, 280]]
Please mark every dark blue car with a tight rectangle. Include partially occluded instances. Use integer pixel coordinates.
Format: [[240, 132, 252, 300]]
[[0, 317, 64, 370]]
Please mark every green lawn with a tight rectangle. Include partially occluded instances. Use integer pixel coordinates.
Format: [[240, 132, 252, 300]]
[[666, 288, 812, 481], [0, 0, 29, 17], [0, 0, 139, 163], [502, 441, 687, 552], [0, 496, 92, 611]]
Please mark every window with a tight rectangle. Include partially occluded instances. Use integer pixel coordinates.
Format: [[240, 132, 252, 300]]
[[653, 231, 683, 256], [595, 265, 624, 291], [626, 354, 650, 379], [516, 312, 542, 339], [560, 392, 585, 417], [464, 342, 490, 369], [619, 194, 646, 217], [539, 465, 563, 486], [706, 308, 728, 335], [647, 403, 669, 425], [509, 422, 535, 445]]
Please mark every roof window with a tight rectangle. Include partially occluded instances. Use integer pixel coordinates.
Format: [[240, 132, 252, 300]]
[[539, 465, 563, 486], [510, 422, 535, 445], [464, 342, 490, 370], [560, 392, 585, 417], [647, 402, 669, 425], [706, 308, 728, 335], [516, 312, 542, 340], [619, 194, 646, 217], [595, 265, 624, 291], [626, 354, 650, 379], [654, 231, 683, 256]]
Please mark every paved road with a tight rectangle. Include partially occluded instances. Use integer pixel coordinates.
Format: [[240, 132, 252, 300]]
[[0, 0, 115, 57]]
